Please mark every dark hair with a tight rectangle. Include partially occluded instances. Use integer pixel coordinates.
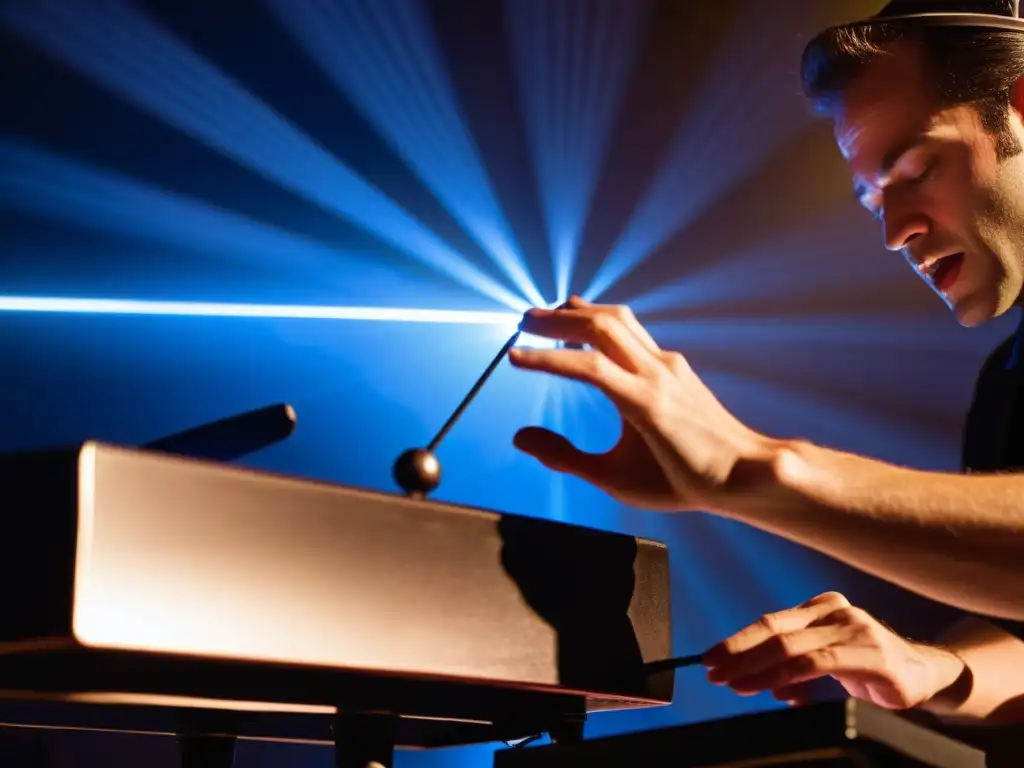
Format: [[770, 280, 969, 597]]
[[800, 22, 1024, 156]]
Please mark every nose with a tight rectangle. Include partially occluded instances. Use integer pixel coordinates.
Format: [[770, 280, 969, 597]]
[[882, 209, 929, 252]]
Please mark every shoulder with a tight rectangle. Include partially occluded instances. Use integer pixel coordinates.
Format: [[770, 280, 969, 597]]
[[962, 332, 1019, 473], [974, 334, 1018, 390], [966, 332, 1017, 417]]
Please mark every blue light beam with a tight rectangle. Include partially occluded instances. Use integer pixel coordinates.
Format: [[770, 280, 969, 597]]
[[0, 0, 530, 312], [0, 297, 521, 327], [704, 368, 954, 470], [582, 3, 818, 302], [646, 315, 987, 355], [507, 0, 652, 302], [625, 208, 878, 315], [0, 138, 399, 287], [266, 0, 546, 309]]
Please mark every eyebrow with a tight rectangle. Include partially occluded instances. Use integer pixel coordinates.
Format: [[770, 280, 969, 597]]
[[853, 135, 928, 203]]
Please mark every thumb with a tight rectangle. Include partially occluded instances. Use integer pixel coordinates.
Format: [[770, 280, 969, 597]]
[[513, 426, 603, 481]]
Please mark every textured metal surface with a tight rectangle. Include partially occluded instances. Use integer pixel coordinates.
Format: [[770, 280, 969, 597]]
[[0, 442, 672, 710]]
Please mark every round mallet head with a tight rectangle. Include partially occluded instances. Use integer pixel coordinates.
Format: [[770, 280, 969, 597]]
[[392, 447, 442, 496]]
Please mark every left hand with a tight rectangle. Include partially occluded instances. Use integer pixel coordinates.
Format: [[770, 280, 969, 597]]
[[702, 591, 966, 709]]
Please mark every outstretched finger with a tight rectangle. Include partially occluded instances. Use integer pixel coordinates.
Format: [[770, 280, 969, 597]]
[[507, 347, 643, 407], [704, 592, 850, 666], [519, 305, 658, 374], [563, 297, 663, 357], [728, 645, 886, 695], [706, 625, 845, 686]]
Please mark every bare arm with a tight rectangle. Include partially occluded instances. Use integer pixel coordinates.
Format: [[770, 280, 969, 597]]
[[703, 593, 1024, 724], [508, 299, 1024, 618], [923, 617, 1024, 723], [723, 439, 1024, 620]]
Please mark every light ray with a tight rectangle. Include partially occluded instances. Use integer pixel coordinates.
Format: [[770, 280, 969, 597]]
[[625, 207, 873, 314], [0, 296, 520, 327], [0, 138, 373, 277], [646, 316, 981, 353], [546, 378, 568, 521], [0, 0, 530, 311], [704, 369, 958, 469], [507, 0, 652, 302], [266, 0, 545, 309], [582, 3, 818, 301]]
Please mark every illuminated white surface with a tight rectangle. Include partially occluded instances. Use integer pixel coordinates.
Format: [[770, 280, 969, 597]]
[[0, 296, 521, 326]]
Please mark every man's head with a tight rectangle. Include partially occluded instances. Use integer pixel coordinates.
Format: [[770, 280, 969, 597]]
[[801, 0, 1024, 327]]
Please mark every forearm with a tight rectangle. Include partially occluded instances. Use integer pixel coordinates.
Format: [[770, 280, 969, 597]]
[[722, 439, 1024, 619]]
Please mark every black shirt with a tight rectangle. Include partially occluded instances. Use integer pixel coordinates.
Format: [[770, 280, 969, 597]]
[[962, 311, 1024, 474], [961, 309, 1024, 636]]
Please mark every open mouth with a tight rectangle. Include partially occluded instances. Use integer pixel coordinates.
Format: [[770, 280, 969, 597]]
[[928, 253, 964, 294]]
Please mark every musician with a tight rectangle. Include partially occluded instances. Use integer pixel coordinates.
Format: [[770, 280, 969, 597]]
[[509, 0, 1024, 721]]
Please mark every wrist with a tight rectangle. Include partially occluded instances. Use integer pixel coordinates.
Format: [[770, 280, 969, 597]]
[[915, 643, 972, 714], [712, 433, 803, 516]]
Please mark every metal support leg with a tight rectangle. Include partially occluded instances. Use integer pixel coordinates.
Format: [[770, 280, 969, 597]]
[[333, 713, 396, 768], [549, 714, 585, 745], [176, 734, 236, 768]]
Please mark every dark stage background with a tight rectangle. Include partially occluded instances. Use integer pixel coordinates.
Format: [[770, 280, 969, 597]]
[[1, 0, 1016, 765]]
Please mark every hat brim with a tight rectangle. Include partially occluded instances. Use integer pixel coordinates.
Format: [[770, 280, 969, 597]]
[[845, 11, 1024, 30]]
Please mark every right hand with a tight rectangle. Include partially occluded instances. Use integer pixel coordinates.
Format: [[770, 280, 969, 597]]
[[702, 591, 967, 710], [515, 410, 681, 510], [509, 297, 774, 512]]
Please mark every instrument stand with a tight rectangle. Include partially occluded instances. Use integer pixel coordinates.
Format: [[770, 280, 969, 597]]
[[548, 713, 585, 745], [333, 712, 397, 768], [494, 700, 986, 768], [176, 733, 237, 768]]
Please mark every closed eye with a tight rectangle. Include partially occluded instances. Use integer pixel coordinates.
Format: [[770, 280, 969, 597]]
[[909, 160, 935, 183], [856, 158, 935, 221]]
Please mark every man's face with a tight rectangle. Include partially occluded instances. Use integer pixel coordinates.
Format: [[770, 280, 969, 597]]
[[835, 41, 1024, 327]]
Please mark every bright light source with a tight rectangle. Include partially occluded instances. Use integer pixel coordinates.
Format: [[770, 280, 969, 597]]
[[0, 296, 522, 326], [516, 332, 560, 349]]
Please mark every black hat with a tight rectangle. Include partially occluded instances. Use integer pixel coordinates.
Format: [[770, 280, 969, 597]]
[[846, 0, 1024, 30], [876, 0, 1017, 15]]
